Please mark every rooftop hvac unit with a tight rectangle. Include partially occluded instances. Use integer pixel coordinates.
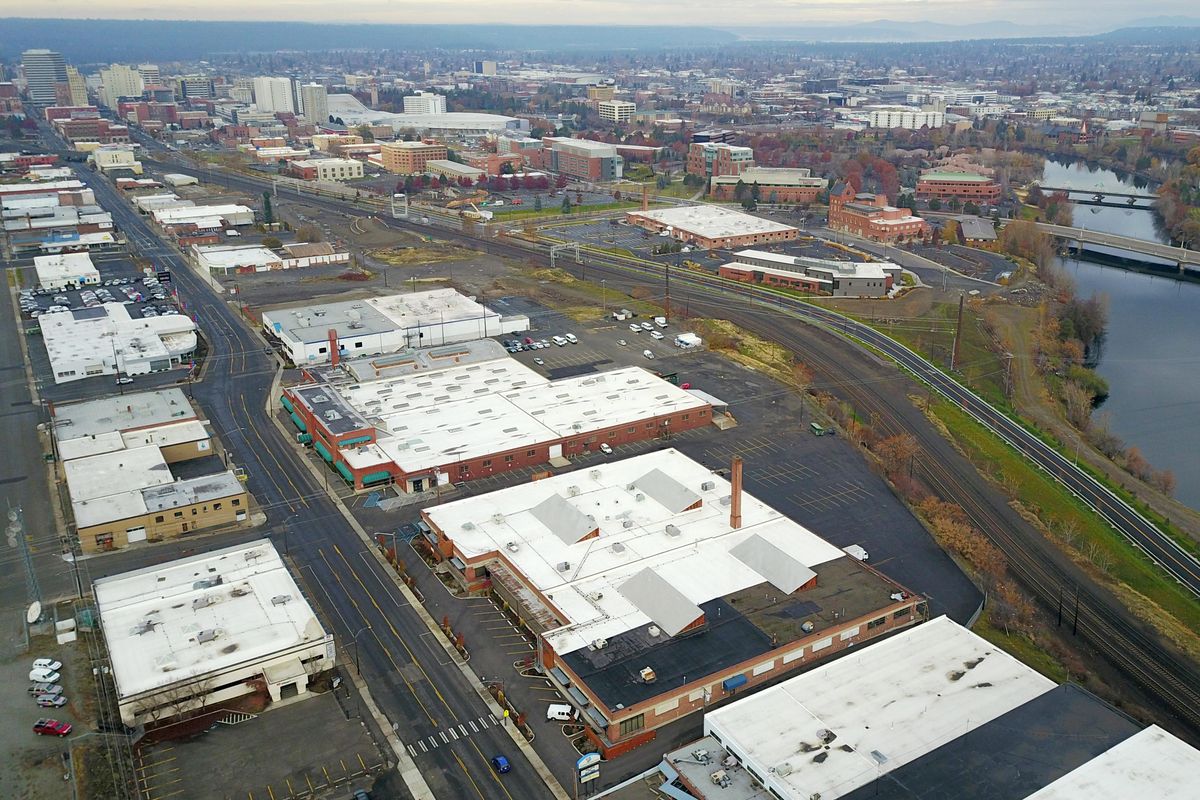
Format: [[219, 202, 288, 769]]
[[635, 493, 645, 502], [192, 576, 223, 590], [719, 495, 731, 506], [506, 541, 520, 553], [192, 596, 214, 610], [701, 481, 715, 491], [626, 483, 636, 491], [586, 591, 604, 602], [640, 667, 657, 683], [462, 522, 475, 531], [723, 755, 738, 769], [802, 620, 815, 633], [622, 520, 634, 529], [665, 524, 681, 537], [710, 770, 728, 786], [610, 542, 626, 553], [270, 594, 292, 606], [590, 638, 608, 650], [589, 470, 601, 480], [311, 394, 329, 403], [491, 513, 505, 524], [776, 762, 794, 777], [197, 629, 219, 644], [557, 561, 571, 572], [230, 586, 252, 597], [567, 485, 581, 497], [648, 625, 661, 638], [690, 749, 710, 762]]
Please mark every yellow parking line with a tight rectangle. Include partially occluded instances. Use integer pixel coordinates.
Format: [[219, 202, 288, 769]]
[[322, 765, 333, 786], [138, 756, 177, 769], [267, 785, 276, 800], [285, 777, 295, 796], [248, 792, 254, 800], [340, 758, 349, 775], [305, 775, 315, 794], [357, 753, 367, 771]]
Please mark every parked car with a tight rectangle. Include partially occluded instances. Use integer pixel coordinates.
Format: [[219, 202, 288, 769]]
[[546, 703, 574, 722], [32, 718, 72, 737], [650, 331, 664, 340], [490, 755, 511, 774], [564, 333, 578, 344], [599, 443, 613, 455], [116, 377, 134, 385], [629, 323, 641, 332], [29, 668, 60, 683], [28, 682, 63, 696], [32, 658, 62, 672], [533, 358, 544, 366], [616, 339, 627, 347], [643, 350, 655, 359], [36, 694, 68, 708], [640, 322, 654, 332]]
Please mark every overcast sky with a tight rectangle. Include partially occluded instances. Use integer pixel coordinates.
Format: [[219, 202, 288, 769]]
[[1, 1, 1191, 29]]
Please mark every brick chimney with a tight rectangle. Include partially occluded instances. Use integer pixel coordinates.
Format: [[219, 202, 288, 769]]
[[730, 456, 743, 529], [328, 329, 339, 366]]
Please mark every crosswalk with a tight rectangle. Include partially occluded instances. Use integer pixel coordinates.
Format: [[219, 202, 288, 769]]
[[407, 714, 500, 757]]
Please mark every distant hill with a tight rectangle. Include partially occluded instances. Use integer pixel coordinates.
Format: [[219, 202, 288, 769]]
[[1092, 24, 1200, 43], [725, 19, 1072, 43], [0, 19, 737, 63]]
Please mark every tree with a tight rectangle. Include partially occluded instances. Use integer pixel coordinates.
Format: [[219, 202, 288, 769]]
[[262, 236, 283, 249], [355, 124, 375, 143], [876, 434, 919, 478], [261, 192, 274, 225], [561, 196, 572, 214], [941, 219, 960, 245], [534, 194, 542, 212], [555, 174, 569, 189], [928, 197, 942, 211], [297, 224, 322, 243], [962, 201, 980, 216], [1061, 379, 1094, 430]]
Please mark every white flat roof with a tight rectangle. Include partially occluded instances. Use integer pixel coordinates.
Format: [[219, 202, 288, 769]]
[[703, 616, 1056, 800], [52, 387, 195, 439], [424, 449, 845, 656], [630, 206, 797, 239], [1023, 725, 1200, 800], [34, 251, 98, 282], [59, 420, 209, 462], [195, 245, 282, 269], [94, 539, 328, 700], [152, 204, 252, 224], [40, 303, 197, 378]]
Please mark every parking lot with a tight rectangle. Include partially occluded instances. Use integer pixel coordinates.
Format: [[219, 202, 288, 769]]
[[133, 691, 385, 800]]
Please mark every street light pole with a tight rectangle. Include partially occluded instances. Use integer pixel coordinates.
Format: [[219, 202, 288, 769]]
[[351, 625, 373, 675]]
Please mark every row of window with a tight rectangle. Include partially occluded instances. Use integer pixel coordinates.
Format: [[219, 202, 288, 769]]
[[152, 497, 239, 523]]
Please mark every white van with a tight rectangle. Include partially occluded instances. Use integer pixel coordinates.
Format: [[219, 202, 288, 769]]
[[546, 703, 574, 722], [564, 333, 578, 344], [552, 335, 568, 347], [843, 544, 869, 561]]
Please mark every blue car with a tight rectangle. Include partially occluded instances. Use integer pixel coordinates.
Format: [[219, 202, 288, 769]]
[[490, 755, 511, 774]]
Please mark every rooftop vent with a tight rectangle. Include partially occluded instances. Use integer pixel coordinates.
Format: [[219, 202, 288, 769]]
[[270, 595, 292, 606], [557, 561, 571, 572], [648, 625, 661, 638], [640, 667, 657, 683], [665, 524, 681, 537], [192, 596, 214, 610], [589, 470, 601, 480], [622, 519, 634, 529], [567, 486, 581, 497], [586, 591, 604, 602], [506, 541, 520, 553], [610, 542, 626, 553], [197, 629, 219, 644], [590, 638, 608, 650]]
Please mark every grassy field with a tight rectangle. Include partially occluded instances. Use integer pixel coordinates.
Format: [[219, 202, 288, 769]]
[[929, 396, 1200, 660]]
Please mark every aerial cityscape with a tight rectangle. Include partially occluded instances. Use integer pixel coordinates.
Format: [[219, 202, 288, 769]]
[[2, 6, 1200, 800]]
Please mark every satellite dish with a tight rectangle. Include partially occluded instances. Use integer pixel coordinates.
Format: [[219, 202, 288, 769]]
[[26, 601, 42, 625]]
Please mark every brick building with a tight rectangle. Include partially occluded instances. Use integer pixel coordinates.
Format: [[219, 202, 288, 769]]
[[460, 150, 526, 176], [380, 140, 448, 174], [687, 142, 754, 178], [540, 137, 623, 181], [828, 182, 929, 243], [420, 449, 924, 756], [710, 167, 827, 204], [288, 158, 364, 182], [916, 171, 1001, 203]]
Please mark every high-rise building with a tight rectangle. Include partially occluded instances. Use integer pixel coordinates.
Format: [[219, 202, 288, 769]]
[[98, 64, 144, 108], [137, 64, 161, 87], [402, 91, 447, 115], [598, 99, 636, 123], [472, 60, 498, 76], [252, 76, 295, 114], [21, 49, 67, 105], [300, 83, 329, 125], [178, 76, 215, 100], [64, 66, 89, 106]]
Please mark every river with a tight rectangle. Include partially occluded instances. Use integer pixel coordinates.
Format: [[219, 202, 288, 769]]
[[1040, 159, 1200, 510]]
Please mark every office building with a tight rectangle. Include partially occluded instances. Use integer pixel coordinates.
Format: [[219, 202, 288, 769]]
[[687, 142, 755, 178], [39, 302, 197, 384], [299, 83, 328, 125], [866, 107, 945, 129], [587, 85, 616, 102], [473, 60, 498, 76], [598, 99, 636, 123], [21, 49, 67, 105], [98, 64, 144, 108], [720, 250, 901, 298], [288, 158, 363, 182], [177, 75, 215, 100], [915, 171, 1002, 203], [380, 140, 448, 174], [402, 91, 447, 115], [253, 76, 295, 114], [420, 449, 923, 755], [137, 64, 161, 87], [828, 182, 929, 243], [63, 67, 89, 107], [542, 137, 623, 181], [96, 540, 334, 726]]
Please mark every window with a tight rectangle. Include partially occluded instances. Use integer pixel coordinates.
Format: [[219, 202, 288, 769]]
[[618, 714, 645, 737], [155, 515, 164, 523], [354, 341, 363, 348], [318, 346, 327, 354], [526, 449, 536, 457], [482, 459, 492, 467], [191, 508, 198, 515], [504, 455, 514, 463], [232, 498, 241, 507], [213, 502, 222, 511], [174, 511, 184, 519], [867, 616, 886, 630], [894, 607, 912, 620], [682, 414, 690, 420], [627, 427, 636, 434]]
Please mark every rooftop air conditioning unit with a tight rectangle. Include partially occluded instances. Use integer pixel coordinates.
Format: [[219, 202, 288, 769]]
[[665, 524, 681, 536], [622, 520, 634, 529], [626, 483, 636, 491], [557, 561, 571, 572], [506, 542, 520, 553], [776, 763, 794, 777], [648, 625, 661, 637], [192, 596, 214, 610], [586, 591, 604, 602], [270, 595, 292, 606], [589, 470, 601, 480], [491, 513, 505, 524], [591, 638, 608, 650], [640, 667, 657, 683], [701, 481, 715, 491], [197, 629, 219, 644], [691, 749, 709, 762], [610, 542, 626, 553], [568, 485, 580, 497], [719, 495, 731, 506], [710, 770, 727, 785], [635, 493, 645, 502]]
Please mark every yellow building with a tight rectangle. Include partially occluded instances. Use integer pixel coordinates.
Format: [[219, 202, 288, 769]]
[[380, 140, 448, 174]]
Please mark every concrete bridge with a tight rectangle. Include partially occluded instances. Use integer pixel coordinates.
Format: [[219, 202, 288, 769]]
[[1034, 222, 1200, 271], [1037, 185, 1157, 209]]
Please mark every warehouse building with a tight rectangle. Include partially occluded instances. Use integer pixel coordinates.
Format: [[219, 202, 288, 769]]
[[721, 249, 902, 297], [53, 388, 247, 553], [261, 288, 528, 366], [420, 450, 923, 755], [96, 540, 334, 727], [288, 157, 363, 182], [151, 204, 255, 228], [284, 352, 712, 492], [40, 303, 197, 383], [626, 206, 799, 251], [658, 615, 1200, 800], [34, 251, 100, 289]]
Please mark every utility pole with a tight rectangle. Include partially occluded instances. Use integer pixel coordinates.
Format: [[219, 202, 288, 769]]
[[950, 292, 965, 371], [664, 259, 671, 323]]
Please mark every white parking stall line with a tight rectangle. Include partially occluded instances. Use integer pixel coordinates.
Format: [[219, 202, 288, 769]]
[[469, 720, 479, 733], [440, 731, 450, 744], [459, 724, 469, 737], [408, 745, 418, 758], [449, 728, 459, 741], [428, 736, 438, 749], [418, 740, 428, 753]]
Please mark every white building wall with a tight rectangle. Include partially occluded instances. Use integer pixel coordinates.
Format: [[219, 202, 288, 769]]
[[253, 76, 296, 114], [403, 92, 448, 115]]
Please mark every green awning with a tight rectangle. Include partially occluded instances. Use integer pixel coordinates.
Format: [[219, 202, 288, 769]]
[[335, 461, 354, 483], [362, 471, 392, 485], [297, 433, 313, 444], [289, 412, 307, 432], [340, 435, 373, 447], [280, 395, 294, 412], [314, 441, 333, 462]]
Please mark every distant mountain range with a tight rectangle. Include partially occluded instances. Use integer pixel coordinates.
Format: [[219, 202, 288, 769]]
[[2, 16, 1200, 63]]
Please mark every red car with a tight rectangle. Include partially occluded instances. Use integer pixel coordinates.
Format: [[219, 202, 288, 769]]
[[33, 718, 72, 737]]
